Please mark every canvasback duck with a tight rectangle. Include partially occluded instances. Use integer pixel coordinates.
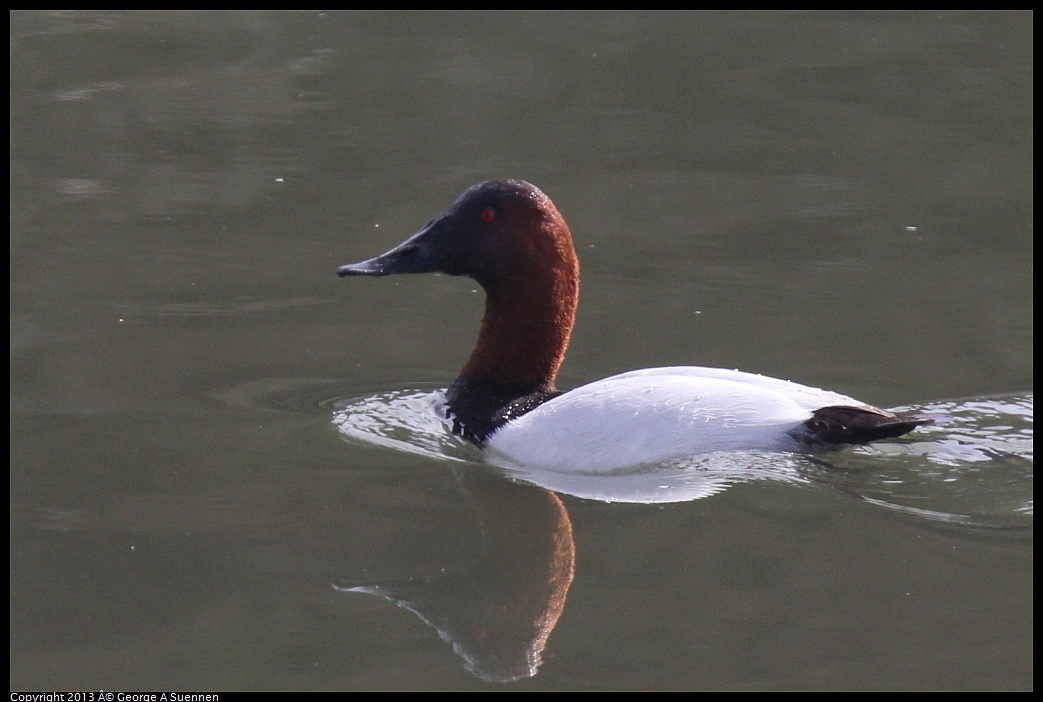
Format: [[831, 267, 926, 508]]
[[337, 179, 928, 472]]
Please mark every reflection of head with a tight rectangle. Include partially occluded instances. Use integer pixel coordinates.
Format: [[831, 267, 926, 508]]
[[337, 466, 574, 682]]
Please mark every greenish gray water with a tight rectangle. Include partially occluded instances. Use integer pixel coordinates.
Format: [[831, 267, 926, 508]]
[[11, 11, 1031, 690]]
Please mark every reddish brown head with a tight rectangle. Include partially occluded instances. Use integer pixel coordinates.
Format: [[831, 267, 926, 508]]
[[338, 179, 580, 391]]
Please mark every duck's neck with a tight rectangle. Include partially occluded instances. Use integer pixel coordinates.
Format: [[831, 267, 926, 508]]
[[463, 281, 577, 389], [446, 247, 579, 444]]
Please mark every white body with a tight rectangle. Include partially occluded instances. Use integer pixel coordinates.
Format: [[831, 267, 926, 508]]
[[485, 366, 862, 473]]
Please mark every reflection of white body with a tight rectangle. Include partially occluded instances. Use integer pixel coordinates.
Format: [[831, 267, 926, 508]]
[[487, 367, 860, 473]]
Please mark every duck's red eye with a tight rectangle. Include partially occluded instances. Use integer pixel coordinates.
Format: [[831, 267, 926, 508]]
[[479, 207, 496, 223]]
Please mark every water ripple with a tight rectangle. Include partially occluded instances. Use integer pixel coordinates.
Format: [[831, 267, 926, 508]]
[[329, 388, 1033, 517]]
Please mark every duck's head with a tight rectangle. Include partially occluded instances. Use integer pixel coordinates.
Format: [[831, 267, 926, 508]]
[[337, 179, 578, 294], [338, 179, 581, 409]]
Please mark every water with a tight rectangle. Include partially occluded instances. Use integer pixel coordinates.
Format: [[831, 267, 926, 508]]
[[10, 11, 1032, 690]]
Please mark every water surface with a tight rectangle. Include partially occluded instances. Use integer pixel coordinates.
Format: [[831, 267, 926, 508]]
[[10, 10, 1032, 690]]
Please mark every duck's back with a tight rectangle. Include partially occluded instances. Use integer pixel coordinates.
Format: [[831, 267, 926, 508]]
[[485, 366, 859, 472]]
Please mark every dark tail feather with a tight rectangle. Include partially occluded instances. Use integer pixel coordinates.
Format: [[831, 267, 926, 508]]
[[791, 405, 932, 448]]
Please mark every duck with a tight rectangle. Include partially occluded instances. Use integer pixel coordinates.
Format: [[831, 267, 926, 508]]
[[337, 179, 929, 473]]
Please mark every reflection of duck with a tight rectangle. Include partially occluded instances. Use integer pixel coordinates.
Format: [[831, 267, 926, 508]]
[[337, 467, 574, 682], [338, 179, 928, 473]]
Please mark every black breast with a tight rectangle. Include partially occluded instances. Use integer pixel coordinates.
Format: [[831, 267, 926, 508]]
[[445, 376, 560, 445]]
